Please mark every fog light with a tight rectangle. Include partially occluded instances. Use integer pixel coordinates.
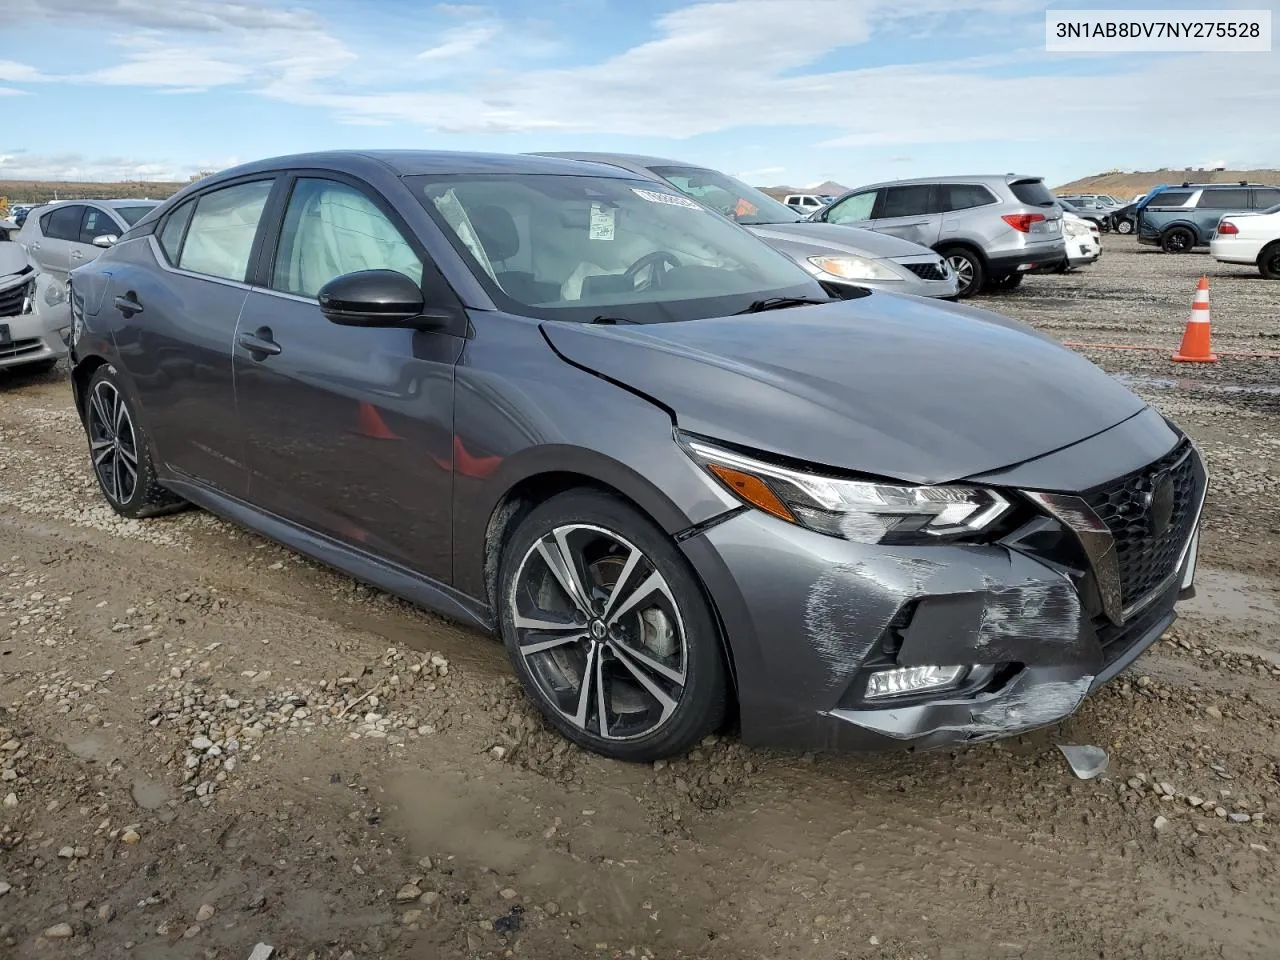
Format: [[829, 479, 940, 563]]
[[865, 665, 965, 699]]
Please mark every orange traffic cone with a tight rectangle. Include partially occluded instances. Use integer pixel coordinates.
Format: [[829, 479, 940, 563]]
[[1172, 277, 1218, 363], [353, 401, 403, 440]]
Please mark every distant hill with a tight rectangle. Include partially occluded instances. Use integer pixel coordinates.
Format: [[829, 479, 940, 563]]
[[0, 178, 188, 205], [759, 180, 849, 200], [1056, 168, 1280, 196]]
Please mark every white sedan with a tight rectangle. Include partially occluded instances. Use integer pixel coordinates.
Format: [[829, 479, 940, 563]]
[[1211, 203, 1280, 279]]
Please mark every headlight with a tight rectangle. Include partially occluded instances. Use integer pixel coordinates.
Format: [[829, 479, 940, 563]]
[[684, 438, 1011, 544], [808, 255, 900, 282], [1063, 220, 1088, 238]]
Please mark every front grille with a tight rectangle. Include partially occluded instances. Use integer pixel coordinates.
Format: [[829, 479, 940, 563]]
[[902, 261, 946, 281], [0, 276, 34, 318], [0, 337, 44, 360], [1080, 441, 1200, 611]]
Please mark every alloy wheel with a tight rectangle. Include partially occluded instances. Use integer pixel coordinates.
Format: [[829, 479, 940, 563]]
[[946, 255, 974, 291], [87, 380, 139, 506], [508, 523, 688, 741], [1262, 247, 1280, 279], [1116, 219, 1133, 235]]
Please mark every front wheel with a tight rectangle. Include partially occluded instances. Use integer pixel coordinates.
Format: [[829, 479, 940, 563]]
[[1258, 242, 1280, 280], [497, 489, 728, 762], [82, 365, 186, 518], [940, 247, 984, 298], [1116, 219, 1134, 235]]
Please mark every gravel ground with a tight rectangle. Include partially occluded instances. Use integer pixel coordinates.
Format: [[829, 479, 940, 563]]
[[1, 236, 1278, 960]]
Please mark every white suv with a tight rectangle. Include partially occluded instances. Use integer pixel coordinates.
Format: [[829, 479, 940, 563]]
[[783, 194, 831, 213], [16, 199, 158, 283]]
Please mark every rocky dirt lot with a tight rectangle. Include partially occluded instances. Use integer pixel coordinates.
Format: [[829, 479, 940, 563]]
[[1, 236, 1278, 960]]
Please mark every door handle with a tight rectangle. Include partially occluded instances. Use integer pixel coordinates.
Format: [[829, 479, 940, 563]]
[[114, 293, 143, 317], [237, 327, 282, 359], [70, 250, 85, 260]]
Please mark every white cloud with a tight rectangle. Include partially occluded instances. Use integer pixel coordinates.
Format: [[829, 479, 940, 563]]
[[417, 23, 500, 62], [2, 0, 1278, 176]]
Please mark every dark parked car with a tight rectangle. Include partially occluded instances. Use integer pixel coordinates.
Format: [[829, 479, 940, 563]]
[[67, 151, 1206, 761], [1136, 182, 1280, 253]]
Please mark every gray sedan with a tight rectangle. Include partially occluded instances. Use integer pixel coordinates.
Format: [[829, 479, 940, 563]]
[[535, 152, 958, 299], [68, 150, 1203, 761]]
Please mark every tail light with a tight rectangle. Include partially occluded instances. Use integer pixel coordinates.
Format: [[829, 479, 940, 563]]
[[1002, 213, 1046, 232], [1217, 221, 1239, 235]]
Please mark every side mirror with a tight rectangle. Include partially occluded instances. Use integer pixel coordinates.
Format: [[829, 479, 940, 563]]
[[318, 269, 426, 327], [92, 234, 118, 248]]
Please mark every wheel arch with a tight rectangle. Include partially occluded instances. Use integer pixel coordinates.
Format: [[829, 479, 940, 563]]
[[70, 353, 110, 426], [1160, 221, 1201, 243], [477, 459, 742, 705], [933, 239, 989, 267]]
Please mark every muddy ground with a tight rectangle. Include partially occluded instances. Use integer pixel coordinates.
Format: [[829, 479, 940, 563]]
[[1, 236, 1278, 960]]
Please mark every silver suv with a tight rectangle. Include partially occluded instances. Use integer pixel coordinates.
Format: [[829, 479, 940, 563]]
[[17, 199, 159, 283], [813, 175, 1066, 297]]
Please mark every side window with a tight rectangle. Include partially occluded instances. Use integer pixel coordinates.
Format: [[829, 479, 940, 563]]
[[1149, 191, 1192, 207], [158, 199, 196, 265], [878, 185, 934, 218], [44, 205, 85, 241], [1251, 188, 1280, 208], [1197, 189, 1249, 209], [826, 191, 876, 224], [942, 184, 996, 212], [79, 207, 120, 244], [178, 180, 274, 282], [271, 178, 423, 299]]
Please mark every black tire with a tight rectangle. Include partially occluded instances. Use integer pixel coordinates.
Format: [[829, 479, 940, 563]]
[[1161, 227, 1195, 254], [940, 246, 984, 298], [82, 364, 186, 519], [1258, 242, 1280, 280], [497, 488, 727, 762], [988, 272, 1024, 291], [1116, 219, 1134, 235]]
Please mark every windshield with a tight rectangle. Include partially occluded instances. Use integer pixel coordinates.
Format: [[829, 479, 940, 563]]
[[645, 165, 802, 226], [115, 205, 156, 226], [412, 173, 824, 323]]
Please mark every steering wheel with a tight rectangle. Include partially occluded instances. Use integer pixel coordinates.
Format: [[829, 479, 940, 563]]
[[622, 251, 682, 290]]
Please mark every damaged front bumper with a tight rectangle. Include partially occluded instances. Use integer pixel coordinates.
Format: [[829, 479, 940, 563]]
[[680, 438, 1205, 752]]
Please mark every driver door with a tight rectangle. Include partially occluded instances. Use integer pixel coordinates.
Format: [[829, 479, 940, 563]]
[[233, 174, 463, 583]]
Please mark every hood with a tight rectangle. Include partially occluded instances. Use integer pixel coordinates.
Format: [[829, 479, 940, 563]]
[[0, 241, 33, 283], [746, 221, 936, 260], [541, 296, 1146, 486]]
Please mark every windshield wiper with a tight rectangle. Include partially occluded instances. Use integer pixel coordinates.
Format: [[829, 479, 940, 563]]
[[590, 315, 635, 325], [735, 296, 831, 314]]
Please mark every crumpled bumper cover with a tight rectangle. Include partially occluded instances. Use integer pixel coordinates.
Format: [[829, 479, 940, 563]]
[[680, 508, 1188, 753]]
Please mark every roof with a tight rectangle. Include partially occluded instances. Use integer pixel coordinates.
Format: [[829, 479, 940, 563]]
[[212, 150, 649, 182], [530, 152, 699, 175]]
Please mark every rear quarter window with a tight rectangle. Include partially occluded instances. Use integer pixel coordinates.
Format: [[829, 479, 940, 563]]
[[1008, 179, 1055, 207]]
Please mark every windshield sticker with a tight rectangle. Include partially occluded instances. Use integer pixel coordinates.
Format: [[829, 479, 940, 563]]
[[589, 202, 615, 241], [631, 187, 703, 210]]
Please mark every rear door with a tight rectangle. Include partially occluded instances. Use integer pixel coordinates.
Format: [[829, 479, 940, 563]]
[[232, 173, 463, 582], [31, 204, 85, 280], [869, 184, 941, 246], [1194, 188, 1251, 241], [110, 177, 277, 498]]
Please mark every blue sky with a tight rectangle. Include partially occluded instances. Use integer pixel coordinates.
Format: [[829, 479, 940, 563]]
[[1, 0, 1277, 188]]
